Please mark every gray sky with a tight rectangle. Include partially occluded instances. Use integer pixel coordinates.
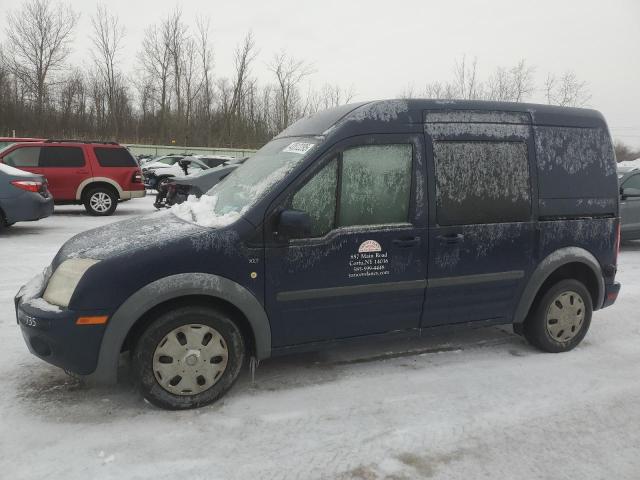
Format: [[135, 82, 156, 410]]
[[2, 0, 640, 147]]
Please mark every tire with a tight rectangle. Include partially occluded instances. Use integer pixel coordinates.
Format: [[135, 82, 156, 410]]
[[83, 187, 118, 216], [132, 305, 245, 410], [523, 279, 592, 353]]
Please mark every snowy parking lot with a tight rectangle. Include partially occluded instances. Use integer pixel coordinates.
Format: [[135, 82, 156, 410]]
[[1, 196, 640, 480]]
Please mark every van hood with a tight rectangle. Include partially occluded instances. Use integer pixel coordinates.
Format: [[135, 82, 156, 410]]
[[54, 210, 205, 264]]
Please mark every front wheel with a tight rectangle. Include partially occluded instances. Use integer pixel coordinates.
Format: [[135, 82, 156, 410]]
[[523, 279, 592, 353], [132, 305, 245, 410], [83, 187, 118, 216]]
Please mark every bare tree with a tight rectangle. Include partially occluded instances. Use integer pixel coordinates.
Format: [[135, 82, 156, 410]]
[[453, 55, 481, 100], [196, 17, 214, 126], [5, 0, 78, 122], [544, 71, 591, 107], [90, 4, 125, 137], [139, 18, 173, 139], [485, 59, 535, 101], [268, 51, 314, 130]]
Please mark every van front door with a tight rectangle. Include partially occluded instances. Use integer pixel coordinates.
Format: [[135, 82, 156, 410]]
[[264, 134, 428, 349], [422, 117, 536, 327]]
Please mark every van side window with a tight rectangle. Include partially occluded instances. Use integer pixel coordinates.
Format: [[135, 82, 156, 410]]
[[338, 144, 412, 226], [3, 147, 40, 167], [291, 158, 338, 237], [433, 141, 530, 225], [289, 144, 413, 238], [40, 146, 85, 167]]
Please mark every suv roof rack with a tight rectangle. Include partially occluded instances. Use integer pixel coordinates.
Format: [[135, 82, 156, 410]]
[[44, 139, 120, 145]]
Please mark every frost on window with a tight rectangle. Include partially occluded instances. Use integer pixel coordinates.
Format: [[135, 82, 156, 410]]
[[338, 144, 412, 226], [291, 159, 338, 237], [434, 141, 530, 225], [534, 126, 617, 199]]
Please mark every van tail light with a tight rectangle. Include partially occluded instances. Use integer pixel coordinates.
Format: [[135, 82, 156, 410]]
[[132, 171, 143, 183], [10, 180, 43, 193]]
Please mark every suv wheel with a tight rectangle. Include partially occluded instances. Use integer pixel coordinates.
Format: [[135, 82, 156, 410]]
[[83, 187, 117, 216], [132, 305, 245, 410], [523, 279, 592, 353]]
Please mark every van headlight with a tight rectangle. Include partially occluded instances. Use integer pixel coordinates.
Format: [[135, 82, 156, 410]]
[[43, 258, 99, 308]]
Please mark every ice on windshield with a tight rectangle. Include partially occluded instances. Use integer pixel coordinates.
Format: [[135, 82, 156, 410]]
[[171, 136, 319, 227]]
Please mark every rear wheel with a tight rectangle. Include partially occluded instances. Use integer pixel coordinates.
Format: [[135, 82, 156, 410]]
[[83, 187, 118, 216], [132, 305, 245, 410], [523, 279, 592, 353]]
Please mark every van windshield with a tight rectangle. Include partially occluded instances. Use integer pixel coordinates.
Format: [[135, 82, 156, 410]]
[[171, 136, 319, 227]]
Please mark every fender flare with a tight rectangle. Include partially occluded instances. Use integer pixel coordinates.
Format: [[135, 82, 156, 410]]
[[513, 246, 604, 324], [88, 273, 272, 385], [76, 177, 124, 201]]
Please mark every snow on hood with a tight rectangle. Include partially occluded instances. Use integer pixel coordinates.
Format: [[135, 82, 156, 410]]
[[170, 194, 245, 228], [56, 210, 204, 262]]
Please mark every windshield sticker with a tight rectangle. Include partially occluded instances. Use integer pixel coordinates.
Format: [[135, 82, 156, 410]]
[[349, 240, 389, 278], [283, 142, 315, 155]]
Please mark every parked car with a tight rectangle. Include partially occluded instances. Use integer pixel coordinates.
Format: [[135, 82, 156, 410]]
[[15, 99, 621, 410], [0, 163, 53, 229], [0, 140, 145, 216], [140, 154, 186, 167], [0, 137, 44, 150], [618, 162, 640, 240], [156, 158, 248, 208], [143, 156, 210, 190]]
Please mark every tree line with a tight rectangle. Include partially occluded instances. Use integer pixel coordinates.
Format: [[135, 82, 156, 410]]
[[0, 0, 637, 160], [0, 0, 354, 148]]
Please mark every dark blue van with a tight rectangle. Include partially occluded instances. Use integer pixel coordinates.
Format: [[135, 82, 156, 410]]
[[15, 100, 621, 409]]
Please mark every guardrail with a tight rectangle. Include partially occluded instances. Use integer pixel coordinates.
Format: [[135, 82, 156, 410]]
[[124, 143, 257, 158]]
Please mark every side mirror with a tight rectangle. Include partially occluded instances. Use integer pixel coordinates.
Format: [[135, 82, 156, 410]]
[[621, 187, 640, 200], [276, 209, 311, 240]]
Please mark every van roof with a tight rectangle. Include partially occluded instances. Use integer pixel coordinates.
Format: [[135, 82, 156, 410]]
[[277, 99, 607, 139]]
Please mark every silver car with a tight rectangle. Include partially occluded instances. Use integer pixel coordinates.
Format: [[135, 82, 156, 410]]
[[619, 165, 640, 241], [0, 163, 53, 230]]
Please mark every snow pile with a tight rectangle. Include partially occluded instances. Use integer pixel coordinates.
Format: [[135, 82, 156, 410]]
[[171, 194, 244, 228], [618, 158, 640, 170]]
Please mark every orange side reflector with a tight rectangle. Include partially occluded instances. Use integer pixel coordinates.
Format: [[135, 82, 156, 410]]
[[76, 315, 109, 325]]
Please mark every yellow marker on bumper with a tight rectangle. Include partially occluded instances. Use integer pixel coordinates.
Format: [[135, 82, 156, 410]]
[[76, 315, 109, 325]]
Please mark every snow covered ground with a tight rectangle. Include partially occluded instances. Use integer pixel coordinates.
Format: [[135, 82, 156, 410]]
[[1, 196, 640, 479]]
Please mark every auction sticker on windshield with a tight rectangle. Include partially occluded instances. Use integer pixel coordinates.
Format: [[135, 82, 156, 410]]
[[283, 142, 316, 155]]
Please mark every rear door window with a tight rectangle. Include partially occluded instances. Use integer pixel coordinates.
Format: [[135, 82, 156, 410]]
[[3, 147, 41, 167], [40, 146, 85, 167], [433, 141, 531, 225], [94, 147, 137, 167]]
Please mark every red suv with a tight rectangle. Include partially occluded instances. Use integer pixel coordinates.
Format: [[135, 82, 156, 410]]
[[0, 140, 145, 215]]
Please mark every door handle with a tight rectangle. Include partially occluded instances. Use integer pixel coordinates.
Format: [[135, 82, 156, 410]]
[[437, 233, 465, 245], [392, 236, 420, 248]]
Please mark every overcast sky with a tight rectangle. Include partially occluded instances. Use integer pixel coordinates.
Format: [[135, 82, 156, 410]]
[[2, 0, 640, 147]]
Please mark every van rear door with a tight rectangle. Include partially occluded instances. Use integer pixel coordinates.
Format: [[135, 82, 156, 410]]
[[422, 112, 536, 327]]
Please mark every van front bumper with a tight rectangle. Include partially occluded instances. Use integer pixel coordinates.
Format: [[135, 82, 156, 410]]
[[15, 294, 108, 376], [602, 282, 621, 309]]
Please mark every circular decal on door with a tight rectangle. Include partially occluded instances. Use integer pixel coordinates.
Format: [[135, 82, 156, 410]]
[[358, 240, 382, 253]]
